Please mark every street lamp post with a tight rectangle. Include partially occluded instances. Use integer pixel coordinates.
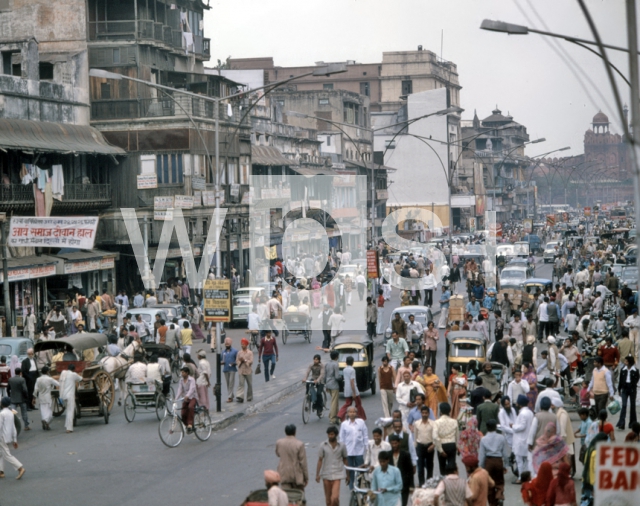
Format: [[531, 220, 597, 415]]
[[0, 212, 9, 331], [89, 64, 346, 413]]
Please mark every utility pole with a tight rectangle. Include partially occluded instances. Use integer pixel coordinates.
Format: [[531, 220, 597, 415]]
[[0, 214, 10, 331]]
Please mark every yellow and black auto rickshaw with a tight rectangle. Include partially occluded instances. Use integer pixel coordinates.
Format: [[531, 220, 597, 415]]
[[444, 331, 486, 386], [334, 335, 377, 394]]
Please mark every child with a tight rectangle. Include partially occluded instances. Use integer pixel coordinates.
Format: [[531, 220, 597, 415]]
[[520, 471, 534, 506], [575, 407, 590, 463], [579, 379, 591, 408], [584, 407, 599, 447]]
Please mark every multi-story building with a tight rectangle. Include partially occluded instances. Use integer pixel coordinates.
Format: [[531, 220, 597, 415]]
[[85, 0, 254, 290], [0, 1, 126, 330], [461, 107, 532, 223]]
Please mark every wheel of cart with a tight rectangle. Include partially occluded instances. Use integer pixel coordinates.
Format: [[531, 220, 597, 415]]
[[124, 380, 166, 422], [282, 312, 311, 344]]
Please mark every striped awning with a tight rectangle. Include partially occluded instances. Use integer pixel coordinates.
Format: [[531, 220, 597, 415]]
[[251, 145, 297, 166], [0, 118, 126, 155]]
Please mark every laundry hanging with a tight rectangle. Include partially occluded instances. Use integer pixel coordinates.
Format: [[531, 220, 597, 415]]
[[37, 167, 48, 192], [44, 181, 53, 216], [51, 164, 64, 201], [182, 32, 193, 54]]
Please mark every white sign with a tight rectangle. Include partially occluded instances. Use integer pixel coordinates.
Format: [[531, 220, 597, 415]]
[[193, 191, 202, 207], [174, 195, 194, 209], [230, 184, 240, 197], [202, 191, 216, 206], [154, 196, 175, 210], [192, 176, 206, 191], [64, 257, 115, 274], [137, 174, 158, 189], [154, 209, 174, 221], [595, 443, 639, 506], [0, 263, 57, 283], [9, 217, 99, 249]]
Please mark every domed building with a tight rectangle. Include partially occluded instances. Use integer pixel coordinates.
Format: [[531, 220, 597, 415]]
[[583, 110, 630, 180]]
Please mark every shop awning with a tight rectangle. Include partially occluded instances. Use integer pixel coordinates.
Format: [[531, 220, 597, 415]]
[[251, 145, 297, 166], [0, 254, 62, 284], [0, 118, 126, 155], [290, 167, 339, 177], [56, 250, 120, 275]]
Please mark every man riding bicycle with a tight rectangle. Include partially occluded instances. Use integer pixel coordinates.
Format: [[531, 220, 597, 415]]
[[302, 354, 325, 417]]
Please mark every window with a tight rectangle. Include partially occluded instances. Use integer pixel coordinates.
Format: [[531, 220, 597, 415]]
[[343, 102, 360, 125], [401, 80, 413, 96], [318, 98, 329, 106], [239, 155, 250, 184], [323, 83, 333, 90], [39, 62, 54, 80], [227, 159, 238, 185], [326, 136, 331, 147], [276, 100, 284, 107], [100, 82, 111, 99], [385, 140, 396, 149], [156, 154, 184, 184], [360, 82, 370, 97], [113, 48, 120, 64]]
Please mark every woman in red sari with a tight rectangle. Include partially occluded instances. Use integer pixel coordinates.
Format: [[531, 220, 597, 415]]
[[529, 462, 553, 506], [325, 281, 335, 308], [547, 462, 576, 506], [447, 363, 467, 420]]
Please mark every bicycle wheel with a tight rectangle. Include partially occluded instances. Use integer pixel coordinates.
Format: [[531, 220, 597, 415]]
[[158, 415, 185, 447], [302, 393, 311, 424], [194, 410, 212, 441], [124, 394, 136, 423], [282, 329, 288, 344], [155, 394, 167, 421], [171, 360, 180, 383]]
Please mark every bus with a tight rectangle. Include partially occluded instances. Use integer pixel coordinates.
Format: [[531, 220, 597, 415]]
[[610, 207, 627, 221]]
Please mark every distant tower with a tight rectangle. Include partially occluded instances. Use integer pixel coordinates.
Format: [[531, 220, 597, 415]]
[[592, 110, 610, 134]]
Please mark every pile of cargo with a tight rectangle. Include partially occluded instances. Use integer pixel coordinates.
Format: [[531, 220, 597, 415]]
[[448, 294, 465, 322]]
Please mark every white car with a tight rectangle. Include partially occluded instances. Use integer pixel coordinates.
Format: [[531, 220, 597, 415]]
[[499, 265, 529, 289], [383, 306, 433, 341], [543, 241, 560, 263], [232, 287, 266, 326]]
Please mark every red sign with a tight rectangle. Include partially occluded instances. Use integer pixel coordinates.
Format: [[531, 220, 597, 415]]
[[366, 250, 380, 279], [546, 214, 556, 227], [595, 443, 639, 506], [562, 212, 569, 222], [584, 207, 591, 216], [489, 223, 502, 238]]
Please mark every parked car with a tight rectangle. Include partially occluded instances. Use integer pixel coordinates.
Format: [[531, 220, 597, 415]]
[[127, 308, 169, 334], [499, 265, 530, 289], [147, 304, 186, 321], [0, 337, 35, 361], [232, 287, 266, 326], [543, 241, 560, 263]]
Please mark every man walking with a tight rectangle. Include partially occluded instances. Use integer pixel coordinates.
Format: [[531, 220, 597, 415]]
[[221, 337, 237, 403], [25, 309, 36, 340], [316, 425, 348, 506], [378, 356, 396, 418], [59, 364, 82, 433], [376, 289, 385, 335], [587, 356, 614, 415], [478, 419, 508, 506], [235, 338, 253, 403], [33, 366, 59, 431], [366, 297, 377, 340], [476, 390, 500, 435], [324, 351, 341, 426], [438, 285, 451, 329], [0, 397, 25, 480], [20, 349, 39, 410], [511, 395, 534, 483], [616, 356, 638, 430], [464, 455, 494, 506], [320, 304, 333, 349], [276, 424, 308, 491], [337, 356, 366, 420], [339, 406, 368, 490], [7, 368, 29, 431]]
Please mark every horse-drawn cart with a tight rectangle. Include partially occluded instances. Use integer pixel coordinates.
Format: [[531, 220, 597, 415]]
[[34, 333, 116, 425]]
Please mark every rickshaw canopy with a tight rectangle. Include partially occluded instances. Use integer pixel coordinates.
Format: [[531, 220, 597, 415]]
[[34, 333, 109, 353]]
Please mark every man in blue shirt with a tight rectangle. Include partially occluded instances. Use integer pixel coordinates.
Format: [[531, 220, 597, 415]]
[[133, 291, 144, 308], [466, 296, 481, 320], [221, 337, 238, 403], [438, 285, 451, 329], [405, 392, 434, 429], [371, 451, 403, 506]]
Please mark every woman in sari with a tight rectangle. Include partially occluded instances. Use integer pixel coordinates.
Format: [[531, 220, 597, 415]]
[[523, 362, 538, 410], [311, 278, 322, 309], [547, 462, 576, 506], [324, 281, 335, 309], [532, 422, 570, 474], [416, 365, 448, 417], [528, 462, 553, 506], [447, 364, 467, 419], [458, 416, 482, 460]]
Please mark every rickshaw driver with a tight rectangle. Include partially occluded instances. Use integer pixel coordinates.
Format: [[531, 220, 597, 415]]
[[385, 332, 409, 371], [302, 354, 326, 417]]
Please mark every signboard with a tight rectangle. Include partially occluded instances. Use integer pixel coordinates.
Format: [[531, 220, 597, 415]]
[[137, 174, 157, 189], [9, 216, 99, 249], [366, 250, 380, 279], [230, 184, 240, 197], [546, 214, 556, 227], [595, 443, 639, 506], [0, 263, 57, 283], [489, 222, 502, 238], [562, 212, 569, 222], [523, 219, 533, 234], [203, 279, 231, 322], [192, 176, 206, 191], [154, 209, 174, 221], [64, 257, 115, 274], [584, 206, 592, 217], [174, 195, 194, 209], [376, 189, 389, 200], [193, 191, 202, 207], [241, 189, 253, 205], [154, 196, 174, 210], [468, 217, 476, 233]]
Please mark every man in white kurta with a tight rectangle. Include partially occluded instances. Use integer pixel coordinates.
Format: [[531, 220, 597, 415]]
[[33, 367, 60, 430], [511, 395, 534, 481], [0, 397, 25, 479], [59, 366, 82, 433]]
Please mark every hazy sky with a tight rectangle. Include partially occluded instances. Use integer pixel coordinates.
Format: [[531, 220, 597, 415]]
[[204, 0, 631, 159]]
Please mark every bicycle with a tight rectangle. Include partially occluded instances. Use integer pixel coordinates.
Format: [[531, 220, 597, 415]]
[[302, 380, 328, 424], [344, 466, 374, 506], [158, 397, 212, 447], [245, 330, 260, 351]]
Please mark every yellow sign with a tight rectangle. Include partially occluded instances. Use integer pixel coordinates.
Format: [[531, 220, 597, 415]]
[[203, 279, 231, 323]]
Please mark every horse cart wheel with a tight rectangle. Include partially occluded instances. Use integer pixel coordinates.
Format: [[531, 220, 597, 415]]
[[94, 370, 116, 412], [102, 401, 110, 425]]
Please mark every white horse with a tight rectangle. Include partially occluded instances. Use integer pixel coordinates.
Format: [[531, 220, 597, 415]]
[[100, 340, 143, 405]]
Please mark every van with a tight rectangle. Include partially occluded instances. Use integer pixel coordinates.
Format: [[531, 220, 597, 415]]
[[522, 234, 542, 254]]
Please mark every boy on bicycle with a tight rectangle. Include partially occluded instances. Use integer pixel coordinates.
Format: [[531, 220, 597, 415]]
[[303, 354, 325, 417]]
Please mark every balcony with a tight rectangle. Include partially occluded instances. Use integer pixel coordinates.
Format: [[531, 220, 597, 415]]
[[0, 184, 112, 212]]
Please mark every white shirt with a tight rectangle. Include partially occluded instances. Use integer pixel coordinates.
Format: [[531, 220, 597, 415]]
[[396, 381, 425, 410], [423, 273, 437, 290], [59, 370, 82, 401], [537, 303, 549, 322], [0, 407, 18, 444], [339, 418, 369, 457], [196, 358, 211, 386], [498, 407, 517, 447], [507, 378, 530, 402], [364, 440, 391, 468], [147, 363, 162, 383], [511, 406, 534, 457], [328, 314, 346, 337], [247, 312, 261, 331], [34, 375, 60, 405], [126, 362, 148, 383]]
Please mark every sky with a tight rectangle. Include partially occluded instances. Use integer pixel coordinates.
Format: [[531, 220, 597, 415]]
[[204, 0, 632, 159]]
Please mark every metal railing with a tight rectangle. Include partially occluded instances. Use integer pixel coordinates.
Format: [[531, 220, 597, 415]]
[[0, 184, 33, 203], [88, 21, 136, 41], [0, 183, 111, 204]]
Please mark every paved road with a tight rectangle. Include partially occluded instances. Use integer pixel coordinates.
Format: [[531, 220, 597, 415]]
[[3, 258, 604, 506]]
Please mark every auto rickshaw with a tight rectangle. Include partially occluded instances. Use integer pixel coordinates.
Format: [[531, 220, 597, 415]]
[[334, 335, 377, 394], [522, 278, 552, 295], [444, 331, 486, 386]]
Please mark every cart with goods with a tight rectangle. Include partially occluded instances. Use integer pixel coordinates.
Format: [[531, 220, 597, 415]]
[[34, 333, 115, 425], [448, 294, 465, 323]]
